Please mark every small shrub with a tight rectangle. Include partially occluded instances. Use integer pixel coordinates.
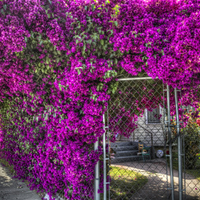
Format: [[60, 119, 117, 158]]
[[184, 113, 200, 170]]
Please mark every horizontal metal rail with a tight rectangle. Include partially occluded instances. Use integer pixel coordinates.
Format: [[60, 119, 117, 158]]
[[116, 77, 158, 81]]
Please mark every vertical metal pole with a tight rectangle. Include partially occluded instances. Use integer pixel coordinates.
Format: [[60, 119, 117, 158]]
[[183, 134, 186, 200], [107, 107, 111, 200], [103, 114, 107, 200], [167, 85, 175, 200], [94, 138, 100, 200], [163, 85, 169, 199], [174, 88, 183, 200], [179, 92, 186, 200]]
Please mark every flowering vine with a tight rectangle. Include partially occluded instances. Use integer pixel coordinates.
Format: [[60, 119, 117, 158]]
[[0, 0, 200, 200]]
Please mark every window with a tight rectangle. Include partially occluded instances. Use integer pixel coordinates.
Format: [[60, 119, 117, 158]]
[[147, 107, 160, 124]]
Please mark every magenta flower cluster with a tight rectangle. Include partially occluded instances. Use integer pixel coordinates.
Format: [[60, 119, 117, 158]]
[[0, 0, 200, 200]]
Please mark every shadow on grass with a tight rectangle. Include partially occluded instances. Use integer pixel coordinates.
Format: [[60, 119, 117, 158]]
[[107, 166, 148, 200]]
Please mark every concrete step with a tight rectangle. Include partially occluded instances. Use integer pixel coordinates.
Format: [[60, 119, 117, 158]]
[[111, 145, 137, 151], [110, 141, 132, 147], [115, 150, 138, 157]]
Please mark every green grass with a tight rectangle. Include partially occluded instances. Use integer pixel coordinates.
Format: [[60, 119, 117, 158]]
[[106, 166, 148, 200], [167, 152, 200, 181]]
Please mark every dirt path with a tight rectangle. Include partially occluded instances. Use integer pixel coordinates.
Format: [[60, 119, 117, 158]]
[[0, 163, 42, 200], [111, 159, 200, 200]]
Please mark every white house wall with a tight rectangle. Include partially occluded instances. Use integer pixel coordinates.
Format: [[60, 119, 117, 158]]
[[120, 107, 166, 147]]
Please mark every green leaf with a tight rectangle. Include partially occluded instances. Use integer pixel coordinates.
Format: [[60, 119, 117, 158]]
[[161, 50, 164, 55], [77, 68, 81, 75], [83, 44, 86, 52], [3, 4, 7, 10], [59, 84, 62, 90], [31, 32, 34, 38], [112, 88, 116, 94], [108, 29, 113, 36], [92, 4, 95, 11], [85, 6, 87, 10], [157, 29, 160, 33], [38, 34, 42, 40], [114, 21, 118, 27], [1, 9, 5, 15], [45, 114, 48, 121], [87, 39, 92, 44], [100, 40, 104, 45], [48, 0, 52, 4]]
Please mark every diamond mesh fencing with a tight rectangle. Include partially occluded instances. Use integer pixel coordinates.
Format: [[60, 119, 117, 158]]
[[104, 78, 200, 200], [167, 87, 200, 200]]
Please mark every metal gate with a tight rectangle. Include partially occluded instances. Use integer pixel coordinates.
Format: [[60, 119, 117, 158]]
[[97, 77, 200, 200]]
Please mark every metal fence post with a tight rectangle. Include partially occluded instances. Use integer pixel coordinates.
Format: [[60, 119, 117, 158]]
[[103, 114, 107, 200], [94, 138, 100, 200], [107, 107, 111, 200], [174, 87, 183, 200], [166, 85, 175, 200]]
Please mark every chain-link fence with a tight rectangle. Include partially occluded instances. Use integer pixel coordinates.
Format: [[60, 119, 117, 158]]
[[103, 77, 200, 200]]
